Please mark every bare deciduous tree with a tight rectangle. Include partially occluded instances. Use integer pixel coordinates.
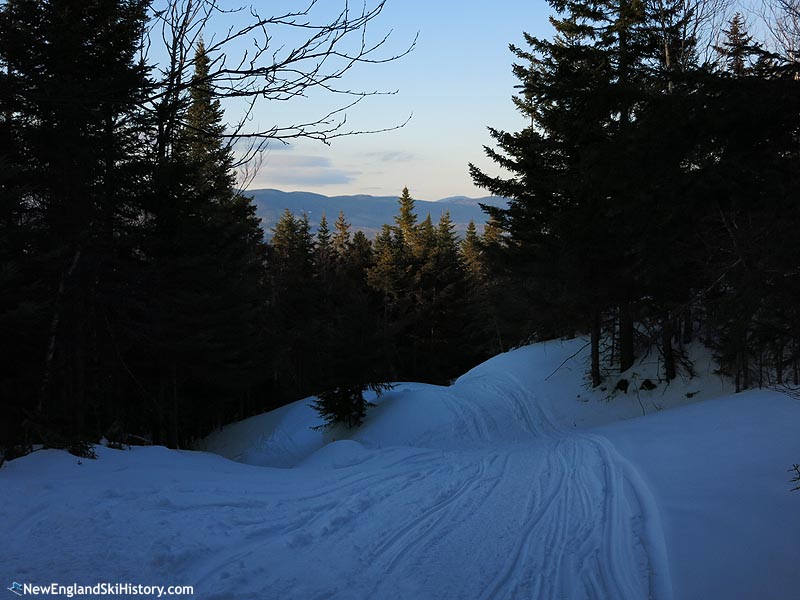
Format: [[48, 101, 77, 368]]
[[648, 0, 735, 73], [144, 0, 415, 185], [760, 0, 800, 64]]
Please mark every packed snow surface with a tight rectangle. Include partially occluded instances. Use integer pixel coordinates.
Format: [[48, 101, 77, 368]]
[[2, 338, 799, 599]]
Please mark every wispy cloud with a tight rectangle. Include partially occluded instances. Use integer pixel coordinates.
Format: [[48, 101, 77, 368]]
[[250, 153, 359, 188], [267, 170, 357, 186], [364, 151, 416, 163], [265, 155, 334, 169]]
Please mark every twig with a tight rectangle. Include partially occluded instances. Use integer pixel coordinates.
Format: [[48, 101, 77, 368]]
[[545, 340, 591, 381]]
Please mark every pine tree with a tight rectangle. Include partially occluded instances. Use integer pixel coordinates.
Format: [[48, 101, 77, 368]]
[[348, 230, 373, 276], [459, 218, 505, 360], [310, 210, 389, 429], [368, 223, 405, 304], [184, 37, 235, 196], [460, 220, 484, 283], [715, 13, 756, 76], [332, 211, 352, 261], [315, 213, 334, 285], [0, 0, 154, 447], [395, 186, 418, 247], [470, 0, 714, 385], [428, 211, 470, 373], [469, 3, 625, 385], [414, 214, 437, 264], [267, 210, 321, 399], [312, 383, 393, 430], [140, 37, 269, 446]]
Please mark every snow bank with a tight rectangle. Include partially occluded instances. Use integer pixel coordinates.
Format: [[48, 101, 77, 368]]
[[2, 337, 797, 600], [197, 397, 326, 467], [597, 390, 800, 600]]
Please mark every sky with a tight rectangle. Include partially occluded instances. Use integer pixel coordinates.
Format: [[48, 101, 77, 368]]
[[216, 1, 555, 200]]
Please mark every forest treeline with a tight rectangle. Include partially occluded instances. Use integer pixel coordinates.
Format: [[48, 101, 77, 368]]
[[0, 1, 505, 453], [471, 1, 800, 391], [3, 0, 800, 456]]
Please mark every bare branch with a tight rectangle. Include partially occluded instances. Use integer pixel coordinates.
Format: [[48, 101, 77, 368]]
[[757, 0, 800, 63], [143, 0, 415, 177]]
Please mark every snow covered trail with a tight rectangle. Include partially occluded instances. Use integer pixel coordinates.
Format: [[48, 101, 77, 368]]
[[5, 339, 796, 598], [1, 339, 681, 600], [188, 371, 670, 600], [418, 371, 672, 600]]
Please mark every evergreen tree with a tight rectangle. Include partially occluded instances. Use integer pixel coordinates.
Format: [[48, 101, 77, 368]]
[[141, 37, 269, 445], [469, 2, 626, 385], [332, 211, 352, 260], [312, 383, 392, 429], [715, 13, 756, 76], [0, 0, 153, 448], [460, 220, 484, 283], [413, 213, 438, 289], [348, 230, 373, 276], [428, 211, 470, 373], [368, 224, 404, 303], [310, 211, 389, 429], [472, 0, 800, 391], [470, 0, 714, 385], [269, 210, 316, 398], [184, 37, 235, 196], [315, 213, 335, 285], [395, 186, 418, 247]]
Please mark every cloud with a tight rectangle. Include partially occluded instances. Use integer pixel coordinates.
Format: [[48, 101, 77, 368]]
[[266, 170, 357, 186], [364, 150, 416, 163], [265, 155, 333, 169], [250, 153, 359, 188], [231, 139, 294, 155]]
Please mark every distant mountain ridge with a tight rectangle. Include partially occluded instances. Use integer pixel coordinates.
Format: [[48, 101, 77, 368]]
[[246, 189, 506, 238]]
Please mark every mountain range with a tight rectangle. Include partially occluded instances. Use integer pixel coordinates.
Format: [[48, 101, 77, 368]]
[[246, 189, 507, 238]]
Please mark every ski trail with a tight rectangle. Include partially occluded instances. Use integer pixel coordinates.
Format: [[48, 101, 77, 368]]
[[478, 447, 570, 600], [372, 457, 488, 572], [446, 371, 672, 600], [193, 367, 671, 599]]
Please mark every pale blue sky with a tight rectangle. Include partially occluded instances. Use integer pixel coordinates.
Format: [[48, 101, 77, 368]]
[[227, 1, 555, 200]]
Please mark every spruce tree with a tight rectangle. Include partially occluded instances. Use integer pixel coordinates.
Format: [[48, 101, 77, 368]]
[[315, 213, 335, 286], [185, 37, 235, 196], [469, 3, 624, 385], [395, 187, 418, 247], [715, 13, 756, 77], [470, 0, 711, 385], [332, 211, 352, 260], [430, 211, 470, 373], [268, 209, 316, 398], [348, 231, 374, 276], [460, 220, 484, 283], [0, 0, 153, 447], [142, 37, 269, 445]]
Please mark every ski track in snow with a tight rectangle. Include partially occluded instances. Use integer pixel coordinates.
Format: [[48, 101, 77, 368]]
[[0, 365, 672, 600], [185, 372, 670, 600], [465, 373, 667, 600]]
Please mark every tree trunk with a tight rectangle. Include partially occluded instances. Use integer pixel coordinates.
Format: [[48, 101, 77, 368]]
[[494, 317, 505, 354], [619, 301, 635, 372], [170, 365, 180, 449], [742, 338, 751, 390], [39, 248, 82, 416], [682, 307, 693, 345], [591, 309, 602, 388], [735, 351, 741, 393], [662, 317, 676, 381]]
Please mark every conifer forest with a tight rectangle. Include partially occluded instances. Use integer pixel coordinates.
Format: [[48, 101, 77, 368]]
[[1, 0, 800, 457]]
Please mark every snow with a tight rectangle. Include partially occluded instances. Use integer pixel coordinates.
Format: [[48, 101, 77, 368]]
[[598, 390, 800, 600], [1, 337, 798, 599]]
